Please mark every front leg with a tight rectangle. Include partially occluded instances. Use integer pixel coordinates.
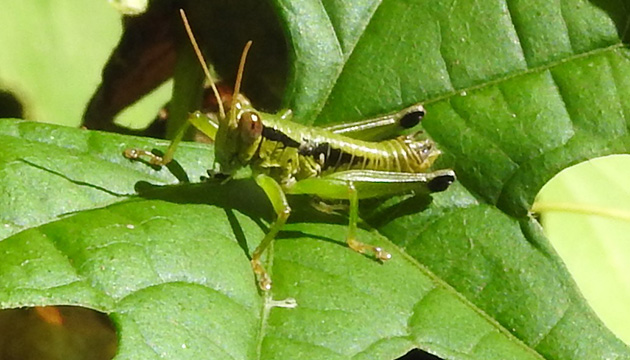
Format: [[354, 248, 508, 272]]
[[252, 173, 291, 291], [123, 111, 219, 166]]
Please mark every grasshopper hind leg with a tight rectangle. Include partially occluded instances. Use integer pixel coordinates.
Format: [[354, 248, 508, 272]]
[[346, 182, 392, 261]]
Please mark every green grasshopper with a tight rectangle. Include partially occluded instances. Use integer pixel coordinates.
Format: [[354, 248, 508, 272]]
[[125, 10, 456, 291]]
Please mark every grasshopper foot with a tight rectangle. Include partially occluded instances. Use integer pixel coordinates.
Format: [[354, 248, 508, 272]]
[[310, 199, 348, 215], [347, 237, 392, 261], [123, 148, 167, 166]]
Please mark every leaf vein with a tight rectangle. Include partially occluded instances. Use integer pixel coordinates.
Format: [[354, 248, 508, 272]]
[[503, 0, 529, 67], [424, 43, 625, 107]]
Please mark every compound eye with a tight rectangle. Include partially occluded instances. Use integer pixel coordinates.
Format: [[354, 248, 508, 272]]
[[399, 110, 425, 129], [238, 111, 263, 142]]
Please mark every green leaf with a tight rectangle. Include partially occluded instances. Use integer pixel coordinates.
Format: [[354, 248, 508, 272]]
[[535, 154, 630, 345], [0, 119, 543, 360], [0, 3, 121, 126], [2, 1, 630, 360], [0, 2, 171, 129]]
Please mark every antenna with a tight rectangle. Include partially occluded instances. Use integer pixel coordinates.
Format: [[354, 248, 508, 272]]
[[230, 40, 253, 113], [179, 9, 225, 118]]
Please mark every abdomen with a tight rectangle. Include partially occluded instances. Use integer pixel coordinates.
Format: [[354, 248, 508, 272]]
[[296, 130, 439, 177]]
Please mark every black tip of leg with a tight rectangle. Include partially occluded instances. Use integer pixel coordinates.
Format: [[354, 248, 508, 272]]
[[428, 174, 455, 192]]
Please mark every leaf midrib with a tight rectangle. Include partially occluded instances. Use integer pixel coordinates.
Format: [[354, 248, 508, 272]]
[[424, 42, 626, 107]]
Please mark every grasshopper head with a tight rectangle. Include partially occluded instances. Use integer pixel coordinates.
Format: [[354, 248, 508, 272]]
[[178, 11, 259, 176], [214, 94, 263, 174]]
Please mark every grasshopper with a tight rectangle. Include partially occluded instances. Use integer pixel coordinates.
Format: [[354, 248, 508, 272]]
[[125, 10, 456, 291]]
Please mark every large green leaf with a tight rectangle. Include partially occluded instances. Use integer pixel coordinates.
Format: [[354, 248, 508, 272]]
[[0, 2, 171, 129], [1, 0, 630, 360], [0, 2, 121, 126], [535, 154, 630, 345]]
